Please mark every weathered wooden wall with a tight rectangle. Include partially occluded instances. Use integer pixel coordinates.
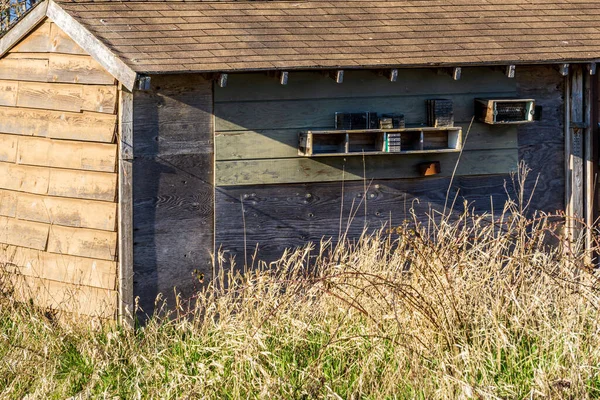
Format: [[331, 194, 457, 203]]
[[215, 66, 565, 264], [133, 75, 214, 316], [0, 19, 119, 318]]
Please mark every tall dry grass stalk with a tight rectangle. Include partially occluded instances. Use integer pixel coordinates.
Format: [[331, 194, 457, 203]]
[[1, 167, 600, 398]]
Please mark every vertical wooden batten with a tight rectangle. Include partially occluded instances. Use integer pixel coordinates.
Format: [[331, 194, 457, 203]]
[[118, 86, 134, 327], [584, 69, 596, 261], [566, 65, 585, 247]]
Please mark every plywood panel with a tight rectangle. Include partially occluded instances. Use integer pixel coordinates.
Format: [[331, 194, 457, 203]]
[[0, 134, 18, 163], [215, 148, 518, 186], [0, 216, 49, 250], [47, 225, 117, 261], [16, 135, 117, 172], [1, 245, 117, 290], [0, 106, 116, 143], [48, 169, 117, 202], [2, 274, 117, 318], [0, 190, 117, 231], [0, 162, 50, 194]]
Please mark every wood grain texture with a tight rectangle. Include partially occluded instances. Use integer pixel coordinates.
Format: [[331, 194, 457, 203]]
[[516, 65, 565, 215], [215, 123, 517, 161], [118, 87, 134, 326], [0, 106, 117, 143], [0, 162, 50, 195], [215, 175, 516, 264], [216, 149, 518, 186], [214, 68, 516, 103], [47, 225, 117, 261], [46, 2, 137, 90], [0, 81, 118, 114], [0, 54, 115, 85], [7, 20, 52, 54], [2, 274, 117, 318], [0, 3, 48, 58], [0, 58, 49, 82], [0, 190, 117, 231], [132, 74, 214, 316], [48, 168, 117, 202], [0, 215, 49, 251], [1, 245, 117, 290], [15, 135, 117, 172], [0, 134, 18, 163]]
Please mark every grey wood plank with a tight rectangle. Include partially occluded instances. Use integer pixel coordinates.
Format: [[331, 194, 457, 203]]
[[215, 123, 517, 161], [215, 148, 518, 186], [215, 68, 516, 103], [215, 92, 517, 132], [132, 74, 214, 318]]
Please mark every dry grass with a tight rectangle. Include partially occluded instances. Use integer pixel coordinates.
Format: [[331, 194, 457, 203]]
[[2, 176, 600, 399]]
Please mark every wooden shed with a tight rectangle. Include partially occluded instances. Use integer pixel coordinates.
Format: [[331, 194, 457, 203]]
[[0, 0, 598, 322]]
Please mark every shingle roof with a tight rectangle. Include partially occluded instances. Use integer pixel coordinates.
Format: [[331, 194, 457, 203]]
[[53, 0, 600, 74]]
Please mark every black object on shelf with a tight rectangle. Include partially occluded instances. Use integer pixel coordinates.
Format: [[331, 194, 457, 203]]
[[427, 99, 454, 127]]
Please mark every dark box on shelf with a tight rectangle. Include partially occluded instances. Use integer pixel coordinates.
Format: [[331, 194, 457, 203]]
[[427, 99, 454, 127], [335, 112, 378, 130]]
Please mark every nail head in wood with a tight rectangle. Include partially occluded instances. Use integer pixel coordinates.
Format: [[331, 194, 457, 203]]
[[218, 73, 228, 88], [587, 63, 597, 76], [559, 64, 570, 76], [279, 71, 289, 85], [506, 65, 516, 78]]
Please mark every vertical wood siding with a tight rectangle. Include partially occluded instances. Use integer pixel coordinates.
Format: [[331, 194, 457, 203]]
[[0, 20, 118, 319], [132, 74, 214, 317]]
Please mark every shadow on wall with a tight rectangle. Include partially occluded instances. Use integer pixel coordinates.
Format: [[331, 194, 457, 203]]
[[132, 74, 214, 319]]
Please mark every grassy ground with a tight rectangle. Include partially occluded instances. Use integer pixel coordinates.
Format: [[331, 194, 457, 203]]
[[2, 199, 600, 399]]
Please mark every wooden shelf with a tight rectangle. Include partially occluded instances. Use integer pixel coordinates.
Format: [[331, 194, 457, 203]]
[[298, 126, 462, 157]]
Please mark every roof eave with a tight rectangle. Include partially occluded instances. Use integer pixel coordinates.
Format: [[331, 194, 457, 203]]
[[0, 0, 137, 91]]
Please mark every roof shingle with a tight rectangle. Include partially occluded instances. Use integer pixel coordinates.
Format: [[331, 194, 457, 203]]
[[53, 0, 600, 73]]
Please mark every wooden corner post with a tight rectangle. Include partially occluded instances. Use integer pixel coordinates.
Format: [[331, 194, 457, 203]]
[[566, 64, 594, 260], [118, 86, 134, 327]]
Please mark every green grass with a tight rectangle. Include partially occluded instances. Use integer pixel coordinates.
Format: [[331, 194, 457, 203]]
[[2, 193, 600, 398]]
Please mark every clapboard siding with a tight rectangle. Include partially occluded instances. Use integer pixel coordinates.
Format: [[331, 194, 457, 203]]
[[133, 74, 214, 316], [1, 245, 116, 290], [214, 68, 519, 186], [0, 19, 120, 318], [0, 53, 115, 85], [215, 65, 565, 264], [0, 80, 118, 114]]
